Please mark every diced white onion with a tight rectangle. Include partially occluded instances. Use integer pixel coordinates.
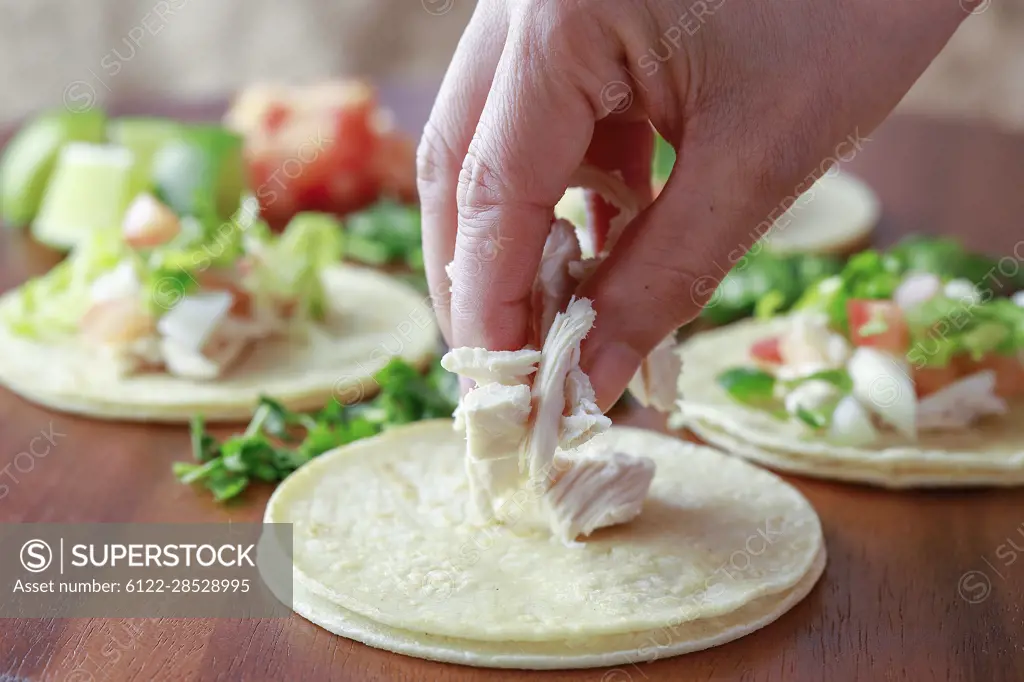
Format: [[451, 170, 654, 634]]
[[89, 261, 140, 303], [828, 395, 879, 446], [156, 292, 233, 352], [894, 272, 941, 311], [943, 278, 980, 305], [784, 380, 839, 417], [847, 347, 917, 439]]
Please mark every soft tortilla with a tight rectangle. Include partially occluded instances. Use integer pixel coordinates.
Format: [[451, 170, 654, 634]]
[[264, 420, 825, 667], [0, 265, 437, 422], [267, 547, 826, 670], [673, 317, 1024, 487], [762, 171, 879, 256]]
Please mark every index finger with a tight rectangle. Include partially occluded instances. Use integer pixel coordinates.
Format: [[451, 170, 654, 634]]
[[449, 17, 600, 351], [417, 3, 509, 345]]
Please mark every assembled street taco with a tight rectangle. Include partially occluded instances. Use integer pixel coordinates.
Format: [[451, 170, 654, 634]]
[[673, 241, 1024, 486], [0, 196, 436, 422]]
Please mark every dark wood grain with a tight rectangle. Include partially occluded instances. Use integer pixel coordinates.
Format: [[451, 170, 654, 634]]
[[2, 94, 1024, 682]]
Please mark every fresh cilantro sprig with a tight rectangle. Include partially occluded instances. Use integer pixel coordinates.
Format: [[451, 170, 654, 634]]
[[173, 358, 458, 502]]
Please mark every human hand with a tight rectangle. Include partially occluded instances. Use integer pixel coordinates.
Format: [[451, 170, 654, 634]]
[[417, 0, 970, 409]]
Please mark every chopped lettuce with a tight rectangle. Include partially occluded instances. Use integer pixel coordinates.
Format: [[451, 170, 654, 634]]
[[798, 236, 1023, 334], [242, 212, 344, 320], [149, 213, 245, 271], [792, 250, 901, 332], [701, 250, 842, 325], [3, 230, 130, 337], [754, 290, 787, 320], [140, 211, 250, 315], [905, 295, 1024, 367], [888, 235, 1021, 291], [652, 134, 676, 183]]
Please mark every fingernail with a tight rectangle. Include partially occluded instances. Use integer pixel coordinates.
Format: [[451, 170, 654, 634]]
[[582, 341, 644, 412]]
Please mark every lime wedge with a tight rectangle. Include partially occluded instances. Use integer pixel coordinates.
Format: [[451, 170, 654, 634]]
[[107, 117, 184, 199], [0, 109, 107, 227], [151, 126, 245, 220], [32, 143, 135, 250]]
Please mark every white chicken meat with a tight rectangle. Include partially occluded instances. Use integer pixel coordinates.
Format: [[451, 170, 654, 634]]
[[520, 297, 605, 481], [442, 164, 668, 541], [545, 448, 656, 544], [627, 333, 682, 412], [441, 347, 542, 387], [441, 347, 541, 519], [459, 382, 534, 519], [917, 370, 1007, 431], [530, 219, 582, 347]]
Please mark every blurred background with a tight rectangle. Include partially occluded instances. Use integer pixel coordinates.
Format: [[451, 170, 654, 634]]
[[0, 0, 1023, 130]]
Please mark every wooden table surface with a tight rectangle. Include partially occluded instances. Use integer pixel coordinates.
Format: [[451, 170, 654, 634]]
[[2, 90, 1024, 682]]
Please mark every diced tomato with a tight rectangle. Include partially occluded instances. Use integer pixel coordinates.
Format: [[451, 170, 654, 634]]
[[330, 101, 378, 169], [586, 193, 619, 255], [232, 81, 416, 229], [751, 336, 784, 365], [912, 364, 960, 398], [263, 103, 291, 134], [847, 299, 910, 354], [956, 353, 1024, 398], [371, 134, 417, 200]]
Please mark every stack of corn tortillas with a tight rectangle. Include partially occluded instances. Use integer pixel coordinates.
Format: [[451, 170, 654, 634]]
[[673, 318, 1024, 488], [263, 420, 826, 669], [761, 172, 880, 256], [0, 265, 437, 422]]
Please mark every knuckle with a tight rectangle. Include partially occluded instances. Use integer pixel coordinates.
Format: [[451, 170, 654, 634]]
[[516, 0, 564, 23], [416, 119, 462, 191], [456, 145, 508, 223], [514, 0, 589, 65]]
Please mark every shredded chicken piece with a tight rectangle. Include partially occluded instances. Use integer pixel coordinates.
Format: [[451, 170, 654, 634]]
[[441, 348, 541, 518], [440, 348, 542, 386], [917, 370, 1007, 431], [80, 297, 156, 346], [627, 333, 681, 412], [161, 334, 249, 380], [520, 298, 603, 481], [561, 364, 611, 449], [557, 166, 683, 411], [530, 219, 582, 347], [545, 449, 656, 544], [460, 383, 534, 518], [440, 164, 670, 540]]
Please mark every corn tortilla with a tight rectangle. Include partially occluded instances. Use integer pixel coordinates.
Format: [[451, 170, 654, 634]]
[[0, 265, 438, 422]]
